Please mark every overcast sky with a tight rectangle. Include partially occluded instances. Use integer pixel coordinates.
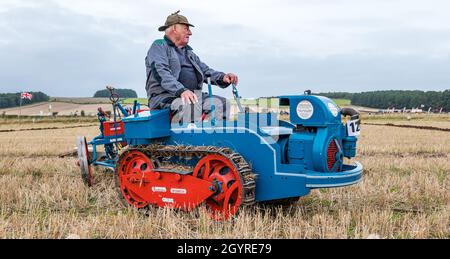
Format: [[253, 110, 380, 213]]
[[1, 0, 449, 98]]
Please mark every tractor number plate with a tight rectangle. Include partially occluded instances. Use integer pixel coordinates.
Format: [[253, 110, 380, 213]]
[[347, 119, 361, 137]]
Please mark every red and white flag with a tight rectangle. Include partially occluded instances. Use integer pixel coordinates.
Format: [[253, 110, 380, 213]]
[[21, 92, 33, 100]]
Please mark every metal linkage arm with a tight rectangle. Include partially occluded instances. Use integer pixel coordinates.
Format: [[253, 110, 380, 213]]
[[233, 84, 244, 113]]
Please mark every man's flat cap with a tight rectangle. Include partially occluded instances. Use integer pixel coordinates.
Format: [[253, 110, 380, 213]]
[[158, 10, 195, 32]]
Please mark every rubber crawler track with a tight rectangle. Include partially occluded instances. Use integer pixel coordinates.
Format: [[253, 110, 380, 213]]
[[114, 145, 257, 215]]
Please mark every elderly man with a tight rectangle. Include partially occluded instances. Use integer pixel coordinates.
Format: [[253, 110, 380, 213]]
[[145, 11, 238, 123]]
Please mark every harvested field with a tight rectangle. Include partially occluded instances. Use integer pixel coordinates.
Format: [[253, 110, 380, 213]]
[[363, 123, 450, 132], [0, 102, 113, 117], [0, 117, 448, 239], [362, 113, 450, 122], [50, 97, 111, 104], [0, 123, 98, 133], [361, 114, 450, 131]]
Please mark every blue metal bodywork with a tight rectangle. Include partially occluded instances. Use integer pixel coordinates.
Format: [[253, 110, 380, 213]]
[[112, 94, 364, 202], [88, 102, 128, 169]]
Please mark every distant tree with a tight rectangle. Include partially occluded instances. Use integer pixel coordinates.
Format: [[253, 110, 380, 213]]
[[94, 89, 138, 98], [350, 90, 450, 111], [443, 90, 450, 112], [0, 92, 50, 109], [318, 92, 355, 100], [314, 90, 450, 112]]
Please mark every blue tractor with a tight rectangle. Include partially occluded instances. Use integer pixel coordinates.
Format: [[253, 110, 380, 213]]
[[77, 84, 363, 220]]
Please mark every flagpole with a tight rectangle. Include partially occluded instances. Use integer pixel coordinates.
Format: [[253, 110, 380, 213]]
[[19, 92, 22, 120]]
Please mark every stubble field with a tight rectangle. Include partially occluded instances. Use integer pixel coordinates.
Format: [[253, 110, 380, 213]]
[[0, 114, 448, 239]]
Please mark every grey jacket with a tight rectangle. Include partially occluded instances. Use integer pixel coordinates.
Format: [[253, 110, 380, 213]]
[[145, 36, 230, 109]]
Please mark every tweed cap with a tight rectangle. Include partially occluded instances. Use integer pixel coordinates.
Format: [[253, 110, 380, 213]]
[[158, 11, 195, 32]]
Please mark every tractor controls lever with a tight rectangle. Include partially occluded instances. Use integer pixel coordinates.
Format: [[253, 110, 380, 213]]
[[206, 76, 216, 126], [106, 86, 120, 104], [232, 84, 244, 113]]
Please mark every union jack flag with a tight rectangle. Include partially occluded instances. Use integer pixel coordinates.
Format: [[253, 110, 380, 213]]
[[21, 92, 33, 100]]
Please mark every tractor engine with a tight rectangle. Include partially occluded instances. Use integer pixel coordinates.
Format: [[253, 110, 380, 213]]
[[279, 95, 360, 174]]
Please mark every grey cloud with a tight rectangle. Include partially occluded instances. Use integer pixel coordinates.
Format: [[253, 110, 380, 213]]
[[0, 2, 151, 97], [360, 28, 450, 56], [207, 53, 450, 98], [0, 1, 449, 99]]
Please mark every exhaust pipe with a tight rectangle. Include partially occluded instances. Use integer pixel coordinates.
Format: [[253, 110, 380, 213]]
[[341, 107, 360, 120]]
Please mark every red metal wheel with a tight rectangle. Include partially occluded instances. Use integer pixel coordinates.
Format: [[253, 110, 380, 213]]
[[193, 154, 243, 220], [117, 150, 154, 209], [77, 137, 93, 187]]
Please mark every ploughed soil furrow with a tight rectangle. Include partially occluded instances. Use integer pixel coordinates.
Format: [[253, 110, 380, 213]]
[[363, 123, 450, 132], [0, 124, 97, 133]]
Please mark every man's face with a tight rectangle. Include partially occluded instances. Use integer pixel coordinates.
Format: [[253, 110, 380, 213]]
[[174, 24, 192, 47]]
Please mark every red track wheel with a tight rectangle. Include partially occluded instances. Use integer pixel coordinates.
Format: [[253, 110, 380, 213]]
[[116, 150, 154, 209], [193, 154, 243, 220]]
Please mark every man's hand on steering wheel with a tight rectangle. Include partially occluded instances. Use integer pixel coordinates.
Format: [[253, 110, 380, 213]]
[[223, 73, 239, 86]]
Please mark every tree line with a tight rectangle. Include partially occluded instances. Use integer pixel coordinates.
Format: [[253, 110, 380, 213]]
[[0, 92, 50, 109], [94, 89, 138, 98], [319, 90, 450, 111]]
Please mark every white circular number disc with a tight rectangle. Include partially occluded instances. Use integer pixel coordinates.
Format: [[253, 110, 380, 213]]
[[297, 101, 314, 120]]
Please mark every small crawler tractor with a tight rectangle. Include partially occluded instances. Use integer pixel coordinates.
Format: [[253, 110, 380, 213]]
[[77, 84, 363, 220]]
